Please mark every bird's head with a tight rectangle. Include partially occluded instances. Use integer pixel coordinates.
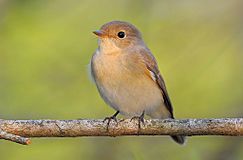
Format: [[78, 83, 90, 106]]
[[93, 21, 144, 52]]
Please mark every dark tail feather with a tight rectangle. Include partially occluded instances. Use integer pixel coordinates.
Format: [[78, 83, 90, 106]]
[[171, 135, 186, 145]]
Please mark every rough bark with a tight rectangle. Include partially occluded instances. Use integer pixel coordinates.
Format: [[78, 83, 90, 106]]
[[0, 118, 242, 145]]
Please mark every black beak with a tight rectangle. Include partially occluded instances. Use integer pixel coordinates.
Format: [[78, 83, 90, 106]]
[[93, 30, 105, 37]]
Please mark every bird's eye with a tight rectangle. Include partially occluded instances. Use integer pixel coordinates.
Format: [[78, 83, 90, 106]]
[[117, 31, 126, 39]]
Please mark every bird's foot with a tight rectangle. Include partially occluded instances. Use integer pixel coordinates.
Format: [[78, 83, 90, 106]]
[[130, 111, 145, 134], [103, 111, 119, 131]]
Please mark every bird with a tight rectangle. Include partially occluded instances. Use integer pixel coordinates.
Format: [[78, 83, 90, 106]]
[[90, 21, 185, 145]]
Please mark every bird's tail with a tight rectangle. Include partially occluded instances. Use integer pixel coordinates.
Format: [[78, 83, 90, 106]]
[[147, 105, 186, 145], [171, 135, 186, 145]]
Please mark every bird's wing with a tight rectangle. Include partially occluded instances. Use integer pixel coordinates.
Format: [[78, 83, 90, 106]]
[[138, 48, 174, 118]]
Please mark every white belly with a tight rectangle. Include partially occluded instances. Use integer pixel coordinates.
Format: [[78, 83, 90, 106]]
[[91, 50, 164, 117]]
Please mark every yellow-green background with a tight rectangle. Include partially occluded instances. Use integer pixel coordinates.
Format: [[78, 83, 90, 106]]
[[0, 0, 243, 160]]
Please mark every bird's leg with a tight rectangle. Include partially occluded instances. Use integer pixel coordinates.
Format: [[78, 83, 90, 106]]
[[130, 111, 145, 134], [103, 111, 119, 131]]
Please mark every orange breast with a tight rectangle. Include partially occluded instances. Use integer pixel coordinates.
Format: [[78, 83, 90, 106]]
[[91, 51, 164, 116]]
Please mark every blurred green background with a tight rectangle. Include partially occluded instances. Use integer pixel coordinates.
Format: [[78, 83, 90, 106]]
[[0, 0, 243, 160]]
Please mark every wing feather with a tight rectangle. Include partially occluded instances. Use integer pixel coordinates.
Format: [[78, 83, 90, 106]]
[[137, 48, 174, 118]]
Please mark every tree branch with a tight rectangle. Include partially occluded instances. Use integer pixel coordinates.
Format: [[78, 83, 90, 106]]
[[0, 128, 31, 145], [0, 118, 242, 145]]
